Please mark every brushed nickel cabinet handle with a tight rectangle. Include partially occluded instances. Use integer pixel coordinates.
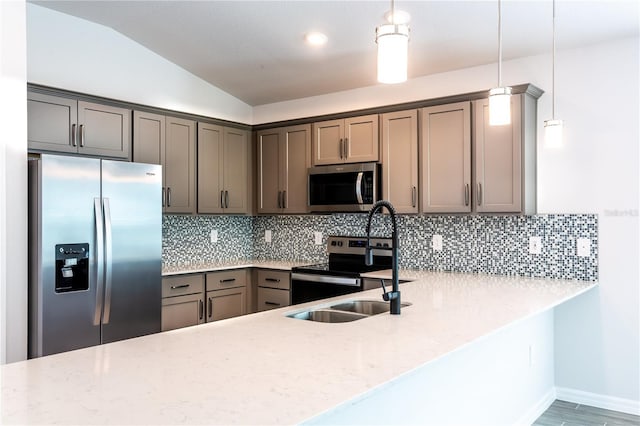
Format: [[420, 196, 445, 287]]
[[277, 191, 282, 209], [71, 124, 77, 147], [79, 124, 85, 147], [339, 139, 343, 159], [225, 190, 229, 209], [412, 186, 417, 208], [167, 187, 172, 207], [477, 183, 482, 206], [220, 278, 236, 283], [282, 190, 286, 209], [465, 184, 470, 206], [265, 301, 280, 306], [265, 278, 281, 283], [199, 300, 204, 320], [162, 187, 166, 207], [344, 138, 349, 159], [208, 297, 212, 318], [220, 190, 225, 209]]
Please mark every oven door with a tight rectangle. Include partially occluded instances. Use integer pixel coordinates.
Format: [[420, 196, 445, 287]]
[[290, 273, 362, 305]]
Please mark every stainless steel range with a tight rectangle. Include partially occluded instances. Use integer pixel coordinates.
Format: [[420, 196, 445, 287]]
[[290, 236, 393, 305]]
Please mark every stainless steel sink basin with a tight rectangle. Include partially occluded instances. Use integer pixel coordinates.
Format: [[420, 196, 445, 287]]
[[289, 309, 368, 323], [329, 300, 411, 315], [287, 299, 412, 323]]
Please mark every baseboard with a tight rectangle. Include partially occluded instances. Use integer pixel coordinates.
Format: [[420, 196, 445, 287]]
[[514, 387, 557, 426], [555, 386, 640, 416]]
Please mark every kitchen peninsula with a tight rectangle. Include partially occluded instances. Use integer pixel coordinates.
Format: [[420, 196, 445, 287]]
[[1, 270, 595, 425]]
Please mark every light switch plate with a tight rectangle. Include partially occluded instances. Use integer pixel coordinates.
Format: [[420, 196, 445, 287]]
[[314, 231, 323, 245], [577, 238, 591, 257], [432, 234, 443, 251], [529, 236, 542, 255], [265, 230, 272, 243], [210, 229, 218, 243]]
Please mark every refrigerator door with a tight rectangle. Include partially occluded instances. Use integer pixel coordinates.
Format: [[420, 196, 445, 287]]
[[30, 155, 102, 357], [100, 160, 162, 343]]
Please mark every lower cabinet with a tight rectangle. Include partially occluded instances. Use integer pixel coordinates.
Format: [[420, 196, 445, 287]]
[[205, 269, 248, 322], [256, 269, 290, 312], [161, 274, 205, 332]]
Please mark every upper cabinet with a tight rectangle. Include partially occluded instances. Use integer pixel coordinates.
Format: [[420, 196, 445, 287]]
[[473, 94, 535, 214], [380, 110, 419, 214], [133, 111, 196, 214], [420, 102, 472, 213], [197, 123, 250, 214], [28, 92, 130, 159], [257, 124, 311, 214], [312, 114, 379, 165]]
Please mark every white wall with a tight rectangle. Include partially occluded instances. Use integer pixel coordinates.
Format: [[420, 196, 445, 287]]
[[26, 3, 253, 124], [0, 0, 28, 364], [254, 37, 640, 407]]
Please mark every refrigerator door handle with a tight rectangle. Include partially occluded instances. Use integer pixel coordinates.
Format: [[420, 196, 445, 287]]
[[93, 198, 105, 326], [102, 198, 114, 324]]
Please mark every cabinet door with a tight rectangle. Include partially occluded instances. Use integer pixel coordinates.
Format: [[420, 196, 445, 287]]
[[161, 293, 205, 331], [312, 119, 344, 165], [197, 123, 224, 214], [474, 96, 522, 213], [257, 129, 282, 214], [165, 117, 196, 214], [257, 287, 290, 312], [206, 287, 247, 322], [77, 101, 130, 159], [345, 114, 379, 163], [133, 111, 165, 165], [282, 124, 311, 213], [27, 92, 78, 154], [381, 110, 418, 214], [222, 127, 249, 214], [421, 102, 471, 213]]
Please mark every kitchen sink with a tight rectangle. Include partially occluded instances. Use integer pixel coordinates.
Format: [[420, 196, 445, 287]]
[[287, 299, 411, 323], [330, 300, 412, 315], [288, 309, 368, 323]]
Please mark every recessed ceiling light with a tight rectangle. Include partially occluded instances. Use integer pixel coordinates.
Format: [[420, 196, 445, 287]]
[[384, 9, 411, 25], [305, 31, 328, 46]]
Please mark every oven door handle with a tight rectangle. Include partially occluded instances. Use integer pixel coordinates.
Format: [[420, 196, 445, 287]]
[[291, 273, 361, 287], [355, 172, 364, 204]]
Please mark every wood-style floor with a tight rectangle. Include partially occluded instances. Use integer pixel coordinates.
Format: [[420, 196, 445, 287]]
[[534, 400, 640, 426]]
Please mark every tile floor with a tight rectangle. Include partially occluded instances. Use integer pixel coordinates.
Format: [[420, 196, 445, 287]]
[[534, 400, 640, 426]]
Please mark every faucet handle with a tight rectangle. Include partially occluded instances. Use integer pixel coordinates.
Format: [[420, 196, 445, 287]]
[[379, 279, 390, 301]]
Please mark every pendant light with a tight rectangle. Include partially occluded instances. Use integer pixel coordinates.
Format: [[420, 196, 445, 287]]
[[376, 0, 410, 84], [489, 0, 512, 126], [544, 0, 563, 148]]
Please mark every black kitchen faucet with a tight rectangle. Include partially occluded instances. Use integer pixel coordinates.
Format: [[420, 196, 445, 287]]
[[365, 200, 401, 315]]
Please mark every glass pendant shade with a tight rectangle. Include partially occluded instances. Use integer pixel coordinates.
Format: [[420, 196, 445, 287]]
[[376, 23, 409, 84], [489, 86, 512, 126], [544, 119, 563, 148]]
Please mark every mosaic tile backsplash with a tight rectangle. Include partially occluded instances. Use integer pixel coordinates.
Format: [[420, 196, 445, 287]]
[[165, 213, 598, 281]]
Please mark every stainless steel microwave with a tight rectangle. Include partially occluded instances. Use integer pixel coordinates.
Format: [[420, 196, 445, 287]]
[[308, 162, 380, 212]]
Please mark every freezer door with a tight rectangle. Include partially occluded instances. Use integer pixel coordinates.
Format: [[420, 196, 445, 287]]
[[100, 160, 162, 343], [31, 155, 102, 357]]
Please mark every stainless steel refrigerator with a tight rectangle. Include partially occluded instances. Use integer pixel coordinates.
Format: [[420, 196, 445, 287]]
[[28, 154, 162, 358]]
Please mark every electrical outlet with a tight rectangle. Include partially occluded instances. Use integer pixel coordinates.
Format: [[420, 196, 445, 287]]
[[314, 231, 323, 245], [529, 236, 542, 255], [265, 230, 272, 243], [577, 238, 591, 257], [432, 234, 443, 251], [210, 229, 218, 243]]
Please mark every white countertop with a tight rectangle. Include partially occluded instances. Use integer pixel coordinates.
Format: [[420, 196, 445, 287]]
[[162, 259, 312, 276], [1, 272, 596, 425]]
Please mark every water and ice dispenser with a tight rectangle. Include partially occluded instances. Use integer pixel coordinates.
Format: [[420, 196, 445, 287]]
[[55, 243, 89, 292]]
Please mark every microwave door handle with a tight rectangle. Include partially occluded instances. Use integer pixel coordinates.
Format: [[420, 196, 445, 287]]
[[355, 172, 364, 204]]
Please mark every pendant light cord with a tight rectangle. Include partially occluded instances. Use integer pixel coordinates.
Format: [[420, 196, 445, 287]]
[[552, 0, 556, 120], [391, 0, 396, 24], [498, 0, 503, 87]]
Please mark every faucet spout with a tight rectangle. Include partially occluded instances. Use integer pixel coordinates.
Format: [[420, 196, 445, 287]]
[[365, 200, 401, 315]]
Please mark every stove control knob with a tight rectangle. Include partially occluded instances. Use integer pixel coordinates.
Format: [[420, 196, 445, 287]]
[[376, 242, 382, 247], [337, 241, 343, 247], [383, 243, 389, 248], [331, 241, 337, 246]]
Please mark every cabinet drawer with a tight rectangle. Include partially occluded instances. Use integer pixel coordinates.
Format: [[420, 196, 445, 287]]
[[257, 287, 290, 312], [206, 287, 247, 322], [162, 274, 204, 297], [257, 269, 290, 290], [206, 269, 247, 291], [161, 293, 205, 331]]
